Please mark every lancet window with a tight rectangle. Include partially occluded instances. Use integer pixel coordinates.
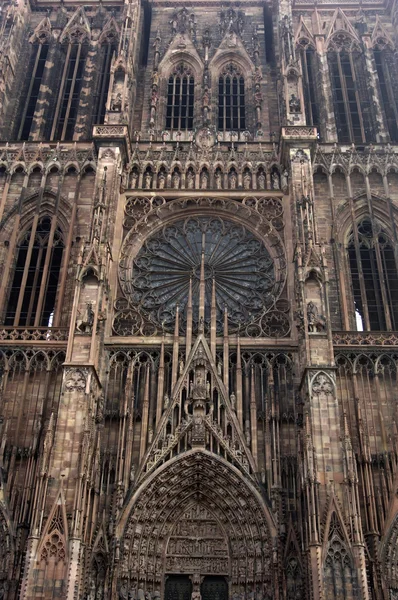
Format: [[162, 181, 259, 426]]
[[299, 44, 319, 130], [328, 44, 370, 143], [18, 42, 49, 140], [93, 42, 115, 126], [51, 43, 87, 141], [373, 47, 398, 142], [218, 65, 246, 131], [5, 216, 64, 327], [165, 65, 194, 132], [347, 218, 398, 331]]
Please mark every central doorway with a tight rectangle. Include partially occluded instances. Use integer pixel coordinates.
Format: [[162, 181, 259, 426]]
[[165, 575, 192, 600], [201, 576, 228, 600]]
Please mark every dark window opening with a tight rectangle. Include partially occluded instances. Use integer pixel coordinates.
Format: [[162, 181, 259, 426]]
[[300, 46, 319, 131], [55, 45, 87, 141], [374, 49, 398, 142], [165, 69, 194, 132], [93, 43, 114, 125], [348, 218, 398, 331], [5, 217, 64, 327], [329, 50, 366, 144], [19, 43, 49, 140], [218, 71, 245, 131]]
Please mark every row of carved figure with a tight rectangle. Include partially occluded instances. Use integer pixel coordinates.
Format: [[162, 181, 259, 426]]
[[129, 167, 288, 191]]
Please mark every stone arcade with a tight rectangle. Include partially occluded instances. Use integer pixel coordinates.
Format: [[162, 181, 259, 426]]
[[1, 0, 398, 599]]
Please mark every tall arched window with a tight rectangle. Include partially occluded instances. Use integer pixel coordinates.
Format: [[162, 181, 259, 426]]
[[299, 44, 319, 130], [328, 40, 372, 143], [51, 42, 87, 141], [5, 217, 64, 327], [347, 218, 398, 331], [18, 42, 49, 140], [218, 65, 245, 131], [373, 46, 398, 142], [92, 41, 116, 126], [165, 65, 194, 132]]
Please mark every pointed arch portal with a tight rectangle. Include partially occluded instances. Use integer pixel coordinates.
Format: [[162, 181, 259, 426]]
[[116, 450, 276, 598]]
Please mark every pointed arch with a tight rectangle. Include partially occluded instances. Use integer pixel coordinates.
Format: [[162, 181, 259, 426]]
[[116, 449, 276, 597], [322, 504, 358, 600], [4, 214, 65, 327], [35, 488, 68, 600], [382, 512, 398, 596]]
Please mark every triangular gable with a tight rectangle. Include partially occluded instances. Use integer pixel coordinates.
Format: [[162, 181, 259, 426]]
[[209, 32, 254, 74], [326, 8, 360, 46], [99, 15, 120, 45], [295, 16, 315, 46], [322, 492, 352, 549], [372, 16, 395, 49], [30, 16, 52, 44], [137, 333, 256, 481], [38, 485, 68, 560], [284, 518, 303, 562], [60, 7, 91, 44], [158, 34, 203, 74]]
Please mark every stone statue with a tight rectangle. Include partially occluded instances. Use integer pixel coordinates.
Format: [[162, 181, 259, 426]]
[[179, 359, 184, 374], [289, 93, 301, 113], [272, 172, 280, 190], [243, 172, 251, 190], [200, 171, 208, 189], [164, 393, 170, 409], [281, 169, 288, 192], [119, 582, 129, 600], [187, 170, 195, 189], [230, 392, 236, 410], [191, 592, 201, 600], [76, 302, 94, 334], [96, 392, 104, 423], [307, 301, 326, 332], [131, 171, 138, 189], [88, 579, 96, 600], [229, 171, 238, 190], [129, 462, 135, 485], [215, 171, 222, 190], [137, 589, 145, 600], [158, 172, 166, 189], [112, 92, 122, 112], [257, 172, 266, 190], [144, 172, 152, 189], [172, 171, 180, 189], [217, 360, 222, 376]]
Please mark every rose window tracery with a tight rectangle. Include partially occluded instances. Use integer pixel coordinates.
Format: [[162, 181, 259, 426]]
[[129, 217, 277, 333]]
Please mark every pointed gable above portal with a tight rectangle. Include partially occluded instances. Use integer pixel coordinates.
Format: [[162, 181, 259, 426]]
[[137, 333, 257, 483]]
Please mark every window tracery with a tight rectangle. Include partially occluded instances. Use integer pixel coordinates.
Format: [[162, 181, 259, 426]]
[[218, 64, 246, 131], [165, 64, 194, 132], [299, 43, 319, 131], [328, 36, 372, 143], [129, 216, 276, 333], [5, 216, 64, 327], [18, 42, 49, 140], [373, 46, 398, 142], [347, 218, 398, 331]]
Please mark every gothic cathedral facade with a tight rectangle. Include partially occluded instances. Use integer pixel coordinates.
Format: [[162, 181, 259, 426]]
[[1, 0, 398, 599]]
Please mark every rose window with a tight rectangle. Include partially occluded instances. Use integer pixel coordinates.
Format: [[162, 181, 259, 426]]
[[129, 217, 277, 333]]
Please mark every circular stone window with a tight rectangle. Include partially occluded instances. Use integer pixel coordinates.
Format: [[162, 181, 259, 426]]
[[128, 216, 279, 333]]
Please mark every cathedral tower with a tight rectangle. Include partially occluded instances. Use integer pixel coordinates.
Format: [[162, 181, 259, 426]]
[[0, 0, 398, 599]]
